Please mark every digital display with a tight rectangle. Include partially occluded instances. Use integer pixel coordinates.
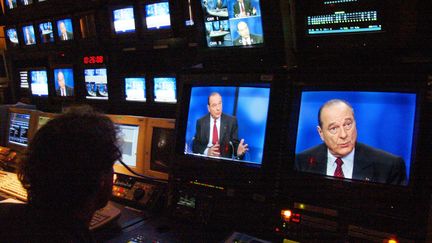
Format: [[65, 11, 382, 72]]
[[84, 68, 108, 100], [117, 124, 140, 167], [29, 70, 48, 97], [125, 77, 146, 102], [201, 0, 264, 47], [5, 0, 17, 9], [184, 86, 270, 165], [53, 68, 74, 97], [150, 127, 175, 174], [145, 2, 171, 30], [294, 91, 417, 186], [39, 21, 54, 43], [6, 28, 19, 47], [113, 6, 136, 33], [22, 25, 36, 46], [153, 77, 176, 103], [19, 71, 29, 89], [19, 0, 33, 6], [8, 112, 30, 147], [56, 18, 74, 41]]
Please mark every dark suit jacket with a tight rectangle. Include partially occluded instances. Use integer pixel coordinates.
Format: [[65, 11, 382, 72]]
[[295, 142, 407, 185], [56, 85, 74, 96], [192, 113, 240, 159], [59, 31, 73, 41], [234, 34, 263, 46], [233, 0, 253, 17]]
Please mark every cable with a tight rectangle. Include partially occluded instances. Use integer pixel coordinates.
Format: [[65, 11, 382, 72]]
[[117, 159, 169, 183]]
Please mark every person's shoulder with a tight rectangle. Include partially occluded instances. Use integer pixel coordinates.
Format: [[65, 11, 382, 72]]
[[222, 113, 237, 121], [297, 143, 325, 157], [356, 143, 403, 161]]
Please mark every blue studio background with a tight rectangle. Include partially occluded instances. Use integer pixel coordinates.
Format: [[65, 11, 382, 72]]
[[186, 86, 270, 164], [295, 91, 417, 179], [54, 68, 74, 90], [56, 19, 73, 37]]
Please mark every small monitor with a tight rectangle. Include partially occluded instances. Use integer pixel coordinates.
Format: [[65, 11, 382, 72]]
[[5, 28, 20, 47], [144, 118, 175, 180], [153, 76, 176, 103], [5, 0, 17, 10], [108, 115, 147, 176], [38, 21, 54, 44], [144, 1, 171, 30], [84, 68, 108, 100], [56, 18, 74, 41], [113, 6, 136, 34], [125, 77, 146, 102], [201, 0, 264, 47], [7, 109, 31, 148], [294, 91, 417, 186], [19, 0, 33, 6], [19, 70, 29, 89], [53, 68, 74, 97], [27, 111, 58, 140], [29, 69, 49, 97], [22, 25, 37, 46], [79, 13, 97, 39]]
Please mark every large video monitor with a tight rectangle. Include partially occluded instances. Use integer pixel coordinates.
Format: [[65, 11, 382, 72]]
[[29, 69, 49, 97], [125, 77, 146, 102], [153, 76, 176, 103], [200, 0, 264, 48], [143, 1, 172, 30], [38, 21, 54, 44], [5, 28, 20, 48], [53, 68, 74, 97], [22, 24, 37, 46], [112, 6, 136, 34], [108, 115, 147, 176], [56, 18, 74, 41], [84, 68, 108, 100], [143, 118, 175, 180], [7, 108, 35, 152]]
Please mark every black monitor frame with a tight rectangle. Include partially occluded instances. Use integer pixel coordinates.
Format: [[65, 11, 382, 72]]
[[36, 19, 55, 46], [6, 107, 36, 153], [54, 16, 76, 44], [50, 64, 76, 101], [122, 73, 148, 103], [5, 26, 20, 49], [28, 67, 50, 98], [109, 3, 139, 38], [139, 0, 178, 41], [19, 22, 38, 48], [150, 72, 177, 104]]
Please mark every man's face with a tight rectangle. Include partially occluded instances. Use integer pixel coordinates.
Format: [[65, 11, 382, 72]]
[[317, 102, 357, 157], [60, 22, 67, 34], [207, 94, 222, 119], [57, 72, 65, 88], [237, 22, 250, 38]]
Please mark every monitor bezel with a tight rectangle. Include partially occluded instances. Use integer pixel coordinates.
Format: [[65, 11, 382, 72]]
[[150, 73, 177, 104], [123, 74, 148, 103], [139, 0, 175, 39], [110, 4, 138, 37], [5, 26, 20, 49], [36, 19, 56, 46], [20, 22, 38, 48], [83, 66, 109, 101], [6, 107, 37, 153], [28, 67, 49, 98], [54, 16, 76, 44], [50, 65, 76, 100]]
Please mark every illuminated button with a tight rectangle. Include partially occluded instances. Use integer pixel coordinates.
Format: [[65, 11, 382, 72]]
[[281, 209, 292, 221]]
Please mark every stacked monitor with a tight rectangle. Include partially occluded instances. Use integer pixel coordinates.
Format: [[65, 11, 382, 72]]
[[53, 68, 75, 98], [85, 68, 109, 100], [29, 69, 49, 97], [112, 6, 137, 34]]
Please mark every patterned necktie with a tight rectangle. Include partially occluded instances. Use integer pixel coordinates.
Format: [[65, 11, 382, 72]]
[[212, 119, 218, 145], [334, 157, 344, 178]]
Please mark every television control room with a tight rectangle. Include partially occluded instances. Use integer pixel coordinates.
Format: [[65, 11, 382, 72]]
[[0, 0, 431, 242]]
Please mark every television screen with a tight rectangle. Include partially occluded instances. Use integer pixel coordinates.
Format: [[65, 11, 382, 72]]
[[144, 2, 171, 30], [38, 21, 54, 43], [125, 77, 146, 102], [84, 68, 108, 100], [294, 91, 417, 186], [53, 68, 74, 97], [29, 70, 48, 97], [113, 6, 136, 34], [117, 124, 140, 167], [22, 25, 36, 46], [19, 70, 29, 89], [8, 112, 30, 147], [5, 0, 17, 9], [184, 86, 270, 165], [79, 14, 97, 39], [153, 77, 176, 103], [6, 28, 19, 47], [201, 0, 264, 47], [19, 0, 33, 6], [150, 127, 175, 174], [56, 18, 74, 41]]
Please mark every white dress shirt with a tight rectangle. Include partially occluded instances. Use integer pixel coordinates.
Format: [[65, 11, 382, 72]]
[[326, 149, 355, 179]]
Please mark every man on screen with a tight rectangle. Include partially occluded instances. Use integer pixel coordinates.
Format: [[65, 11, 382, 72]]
[[295, 99, 407, 185], [192, 92, 248, 159], [234, 21, 263, 46], [58, 21, 73, 41], [55, 71, 74, 97], [233, 0, 255, 18]]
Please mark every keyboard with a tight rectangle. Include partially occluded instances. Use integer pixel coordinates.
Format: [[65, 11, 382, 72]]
[[0, 170, 121, 231]]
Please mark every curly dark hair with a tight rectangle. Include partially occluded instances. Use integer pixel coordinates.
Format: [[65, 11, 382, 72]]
[[18, 106, 122, 210]]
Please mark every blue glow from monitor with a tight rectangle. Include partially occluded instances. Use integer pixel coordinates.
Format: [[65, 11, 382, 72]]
[[153, 77, 176, 103], [113, 6, 136, 34], [22, 25, 36, 46], [30, 70, 48, 97], [145, 2, 171, 30], [125, 77, 146, 102], [39, 22, 54, 43], [84, 68, 108, 100], [57, 18, 74, 41]]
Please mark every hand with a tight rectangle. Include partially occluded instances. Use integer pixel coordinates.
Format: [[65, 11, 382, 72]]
[[236, 139, 249, 156], [207, 143, 220, 157]]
